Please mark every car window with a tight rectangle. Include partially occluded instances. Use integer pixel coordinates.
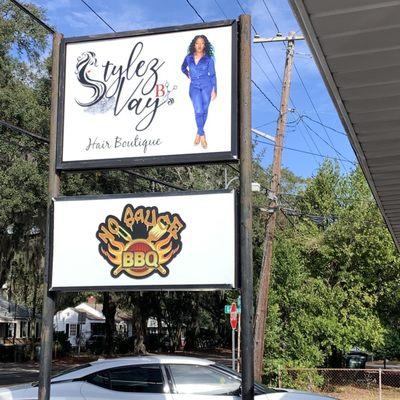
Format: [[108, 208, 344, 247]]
[[169, 364, 241, 395], [87, 370, 110, 389], [89, 365, 164, 393], [213, 364, 279, 395]]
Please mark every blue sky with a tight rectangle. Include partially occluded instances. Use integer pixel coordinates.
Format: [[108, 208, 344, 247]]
[[30, 0, 357, 178]]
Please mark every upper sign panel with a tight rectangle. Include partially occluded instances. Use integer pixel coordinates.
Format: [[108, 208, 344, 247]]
[[57, 20, 238, 170]]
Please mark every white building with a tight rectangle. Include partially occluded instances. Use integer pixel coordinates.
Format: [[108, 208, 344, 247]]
[[53, 297, 134, 347], [0, 294, 40, 343], [53, 302, 105, 347]]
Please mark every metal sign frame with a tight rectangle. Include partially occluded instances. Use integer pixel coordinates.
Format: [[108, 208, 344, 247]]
[[56, 19, 238, 171]]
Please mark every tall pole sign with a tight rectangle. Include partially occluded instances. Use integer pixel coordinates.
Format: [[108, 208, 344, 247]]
[[40, 16, 251, 400]]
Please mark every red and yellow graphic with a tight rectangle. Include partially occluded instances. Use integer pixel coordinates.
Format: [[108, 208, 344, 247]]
[[96, 205, 186, 279]]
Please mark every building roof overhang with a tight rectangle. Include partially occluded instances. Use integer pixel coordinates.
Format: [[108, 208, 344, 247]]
[[289, 0, 400, 250]]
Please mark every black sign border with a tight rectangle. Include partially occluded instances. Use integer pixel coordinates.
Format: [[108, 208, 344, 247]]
[[56, 20, 238, 170], [48, 189, 239, 292]]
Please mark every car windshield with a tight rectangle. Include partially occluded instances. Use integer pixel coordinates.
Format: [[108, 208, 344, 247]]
[[213, 364, 279, 394]]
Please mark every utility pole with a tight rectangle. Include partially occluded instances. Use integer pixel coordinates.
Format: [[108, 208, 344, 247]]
[[253, 32, 304, 381]]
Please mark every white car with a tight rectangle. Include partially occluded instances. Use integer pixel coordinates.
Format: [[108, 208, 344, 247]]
[[0, 355, 336, 399]]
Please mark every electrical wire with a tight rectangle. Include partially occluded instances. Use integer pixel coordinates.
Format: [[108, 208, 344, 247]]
[[255, 119, 278, 129], [254, 0, 349, 170], [261, 0, 280, 33], [235, 0, 283, 82], [9, 0, 55, 34], [252, 55, 280, 97], [0, 120, 49, 144], [301, 120, 353, 164], [213, 0, 228, 19], [80, 0, 116, 32], [253, 138, 356, 165], [300, 115, 347, 136], [251, 80, 280, 113], [185, 0, 205, 22], [212, 0, 281, 111], [122, 170, 185, 191]]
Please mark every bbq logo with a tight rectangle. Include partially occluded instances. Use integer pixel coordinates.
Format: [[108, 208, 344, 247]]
[[96, 205, 186, 279]]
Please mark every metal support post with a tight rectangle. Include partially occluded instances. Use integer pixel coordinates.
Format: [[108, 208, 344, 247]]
[[239, 14, 253, 400], [232, 329, 236, 370], [379, 368, 382, 400], [38, 31, 62, 400]]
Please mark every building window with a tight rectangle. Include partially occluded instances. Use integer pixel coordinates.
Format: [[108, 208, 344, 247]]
[[69, 324, 77, 336]]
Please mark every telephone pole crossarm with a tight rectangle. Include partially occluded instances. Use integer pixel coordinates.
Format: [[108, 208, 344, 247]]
[[253, 34, 304, 43]]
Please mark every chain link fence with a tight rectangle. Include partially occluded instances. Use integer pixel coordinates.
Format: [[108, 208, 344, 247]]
[[271, 368, 400, 400]]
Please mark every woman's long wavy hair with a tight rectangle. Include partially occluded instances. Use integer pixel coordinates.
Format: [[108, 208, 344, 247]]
[[188, 35, 214, 57]]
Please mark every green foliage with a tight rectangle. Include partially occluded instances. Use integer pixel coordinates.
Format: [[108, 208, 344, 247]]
[[263, 162, 400, 372]]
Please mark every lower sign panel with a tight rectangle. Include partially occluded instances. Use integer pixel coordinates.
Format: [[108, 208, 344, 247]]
[[50, 190, 238, 291]]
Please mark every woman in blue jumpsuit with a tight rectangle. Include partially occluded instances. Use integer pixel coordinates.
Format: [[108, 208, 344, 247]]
[[181, 35, 217, 149]]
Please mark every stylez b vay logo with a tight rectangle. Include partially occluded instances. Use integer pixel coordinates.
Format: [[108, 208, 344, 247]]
[[96, 205, 186, 279], [75, 42, 176, 132]]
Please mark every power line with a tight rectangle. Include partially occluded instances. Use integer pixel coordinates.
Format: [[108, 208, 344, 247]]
[[252, 55, 280, 97], [296, 123, 320, 165], [253, 138, 356, 165], [261, 0, 280, 33], [293, 63, 347, 172], [213, 0, 228, 19], [9, 0, 55, 34], [301, 119, 353, 164], [256, 0, 348, 171], [251, 80, 280, 113], [255, 119, 278, 129], [80, 0, 116, 32], [300, 115, 347, 136], [0, 120, 49, 144], [211, 0, 281, 110], [236, 0, 283, 83], [122, 170, 185, 191], [185, 0, 205, 22], [246, 1, 323, 164], [0, 134, 44, 155]]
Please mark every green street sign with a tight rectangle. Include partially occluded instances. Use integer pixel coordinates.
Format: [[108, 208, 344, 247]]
[[225, 304, 241, 314]]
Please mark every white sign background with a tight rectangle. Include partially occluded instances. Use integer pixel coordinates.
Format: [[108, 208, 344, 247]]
[[51, 191, 237, 290], [61, 24, 235, 164]]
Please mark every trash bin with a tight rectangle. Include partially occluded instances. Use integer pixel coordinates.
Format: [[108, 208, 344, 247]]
[[345, 351, 368, 368]]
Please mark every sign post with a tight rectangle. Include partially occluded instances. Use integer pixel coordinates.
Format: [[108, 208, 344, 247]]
[[77, 312, 86, 356], [38, 31, 62, 400], [230, 302, 238, 369], [239, 14, 254, 400]]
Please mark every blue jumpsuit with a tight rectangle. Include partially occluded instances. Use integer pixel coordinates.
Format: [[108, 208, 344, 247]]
[[181, 54, 217, 136]]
